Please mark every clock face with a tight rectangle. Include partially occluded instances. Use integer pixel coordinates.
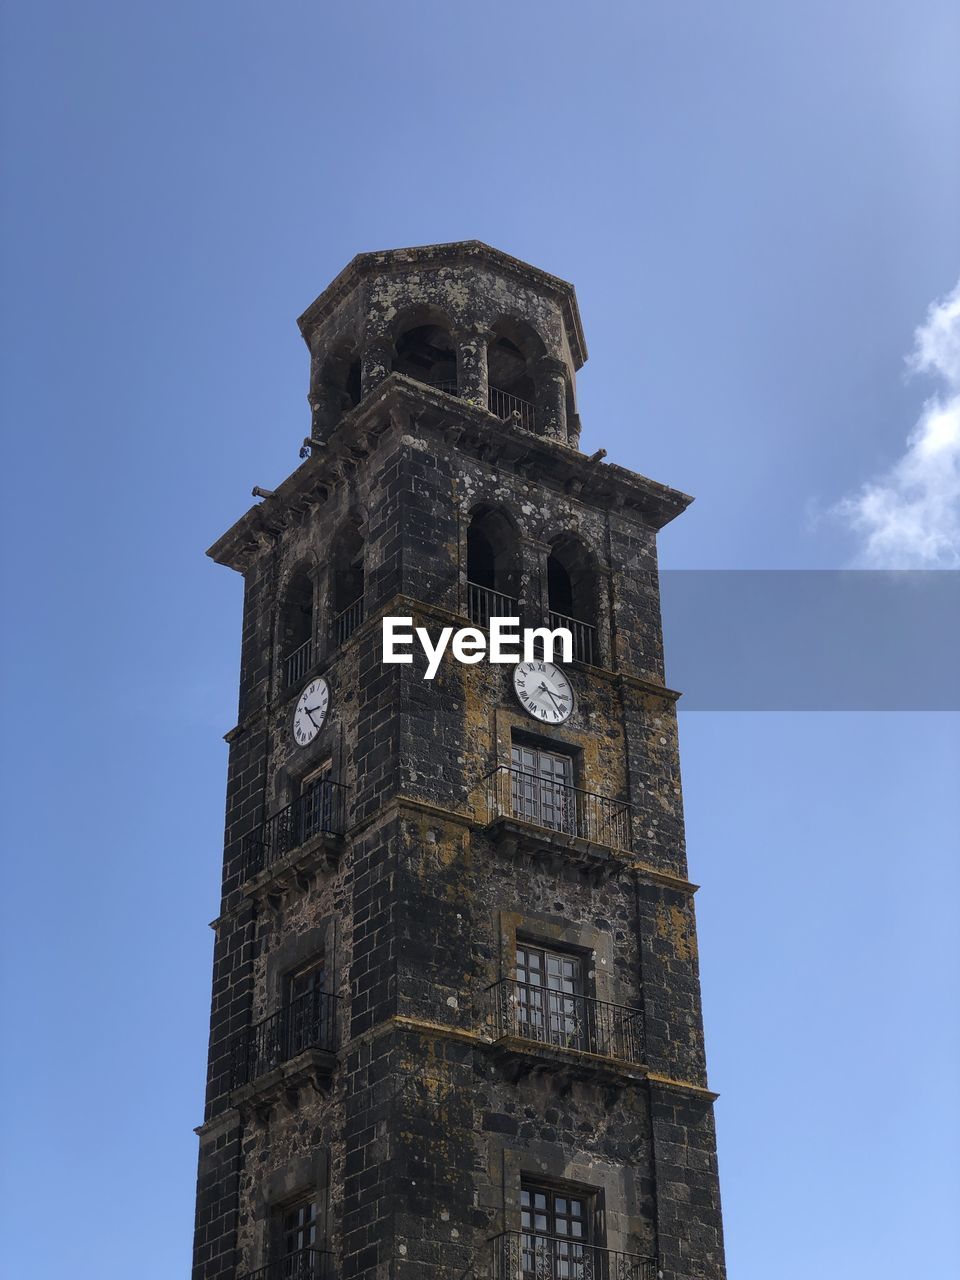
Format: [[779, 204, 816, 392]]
[[513, 661, 575, 724], [292, 676, 330, 747]]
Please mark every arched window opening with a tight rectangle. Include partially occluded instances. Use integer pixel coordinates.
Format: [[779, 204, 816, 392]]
[[327, 346, 362, 412], [547, 554, 574, 617], [342, 358, 362, 409], [466, 508, 520, 627], [393, 322, 458, 394], [314, 341, 362, 433], [331, 525, 365, 647], [487, 319, 544, 432], [281, 572, 314, 687], [547, 537, 599, 665]]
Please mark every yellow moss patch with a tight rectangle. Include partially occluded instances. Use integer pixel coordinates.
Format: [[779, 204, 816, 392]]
[[656, 902, 698, 961]]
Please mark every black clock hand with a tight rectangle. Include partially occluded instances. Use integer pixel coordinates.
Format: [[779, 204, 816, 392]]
[[537, 682, 565, 709]]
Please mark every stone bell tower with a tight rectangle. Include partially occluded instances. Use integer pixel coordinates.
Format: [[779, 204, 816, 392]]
[[192, 240, 726, 1280]]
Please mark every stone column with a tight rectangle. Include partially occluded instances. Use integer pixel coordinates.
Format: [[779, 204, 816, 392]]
[[535, 355, 568, 442], [457, 326, 494, 410], [361, 335, 394, 398]]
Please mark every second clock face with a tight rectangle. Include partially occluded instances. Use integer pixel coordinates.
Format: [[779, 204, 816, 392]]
[[513, 661, 575, 724], [293, 676, 330, 747]]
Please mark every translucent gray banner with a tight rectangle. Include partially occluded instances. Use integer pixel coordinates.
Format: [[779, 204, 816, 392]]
[[658, 570, 959, 710]]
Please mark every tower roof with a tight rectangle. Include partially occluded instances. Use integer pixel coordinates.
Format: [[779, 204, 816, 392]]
[[296, 240, 588, 369]]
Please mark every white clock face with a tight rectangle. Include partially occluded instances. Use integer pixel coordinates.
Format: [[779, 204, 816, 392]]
[[293, 676, 329, 746], [513, 661, 575, 724]]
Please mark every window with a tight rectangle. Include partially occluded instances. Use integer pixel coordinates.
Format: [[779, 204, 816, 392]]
[[298, 762, 334, 843], [284, 957, 331, 1059], [487, 317, 545, 432], [510, 742, 576, 835], [278, 1196, 320, 1278], [281, 572, 314, 686], [312, 338, 362, 435], [521, 1183, 592, 1280], [515, 943, 585, 1052], [330, 523, 364, 645], [322, 339, 362, 412], [466, 507, 521, 625], [546, 536, 598, 665], [393, 318, 457, 393]]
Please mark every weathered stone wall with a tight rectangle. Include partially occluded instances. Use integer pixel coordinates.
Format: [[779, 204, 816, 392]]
[[193, 244, 725, 1280], [300, 243, 585, 445]]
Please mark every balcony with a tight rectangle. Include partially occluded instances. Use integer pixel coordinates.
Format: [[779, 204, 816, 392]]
[[243, 780, 346, 884], [231, 990, 339, 1091], [283, 638, 314, 688], [490, 1232, 656, 1280], [485, 766, 633, 868], [468, 581, 520, 628], [240, 1249, 336, 1280], [547, 609, 597, 667], [423, 377, 459, 396], [483, 979, 645, 1070], [334, 597, 364, 647], [489, 385, 536, 432]]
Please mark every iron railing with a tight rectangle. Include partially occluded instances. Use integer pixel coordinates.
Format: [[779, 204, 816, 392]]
[[489, 385, 536, 431], [484, 979, 644, 1065], [231, 990, 339, 1089], [334, 597, 364, 647], [485, 765, 633, 852], [424, 377, 459, 396], [468, 581, 520, 629], [547, 610, 596, 666], [490, 1231, 656, 1280], [243, 779, 347, 880], [283, 637, 313, 687], [239, 1248, 336, 1280]]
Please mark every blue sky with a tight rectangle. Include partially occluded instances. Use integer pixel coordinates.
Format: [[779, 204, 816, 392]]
[[1, 3, 958, 1278]]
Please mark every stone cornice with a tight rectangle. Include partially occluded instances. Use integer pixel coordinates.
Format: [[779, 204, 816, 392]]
[[207, 376, 693, 572], [194, 1107, 240, 1143], [617, 672, 682, 701], [392, 1015, 486, 1047], [345, 793, 479, 842], [630, 862, 699, 895], [345, 1015, 718, 1103], [295, 239, 588, 369], [646, 1072, 719, 1103]]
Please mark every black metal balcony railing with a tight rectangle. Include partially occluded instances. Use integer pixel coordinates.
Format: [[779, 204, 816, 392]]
[[240, 1248, 336, 1280], [489, 385, 536, 431], [283, 637, 313, 688], [484, 978, 645, 1065], [486, 765, 633, 853], [490, 1231, 656, 1280], [334, 596, 364, 647], [468, 581, 520, 629], [231, 990, 339, 1089], [243, 779, 347, 880], [547, 609, 597, 666], [425, 377, 459, 396]]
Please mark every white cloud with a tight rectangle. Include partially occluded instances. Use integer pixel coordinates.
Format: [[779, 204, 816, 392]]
[[835, 279, 960, 568]]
